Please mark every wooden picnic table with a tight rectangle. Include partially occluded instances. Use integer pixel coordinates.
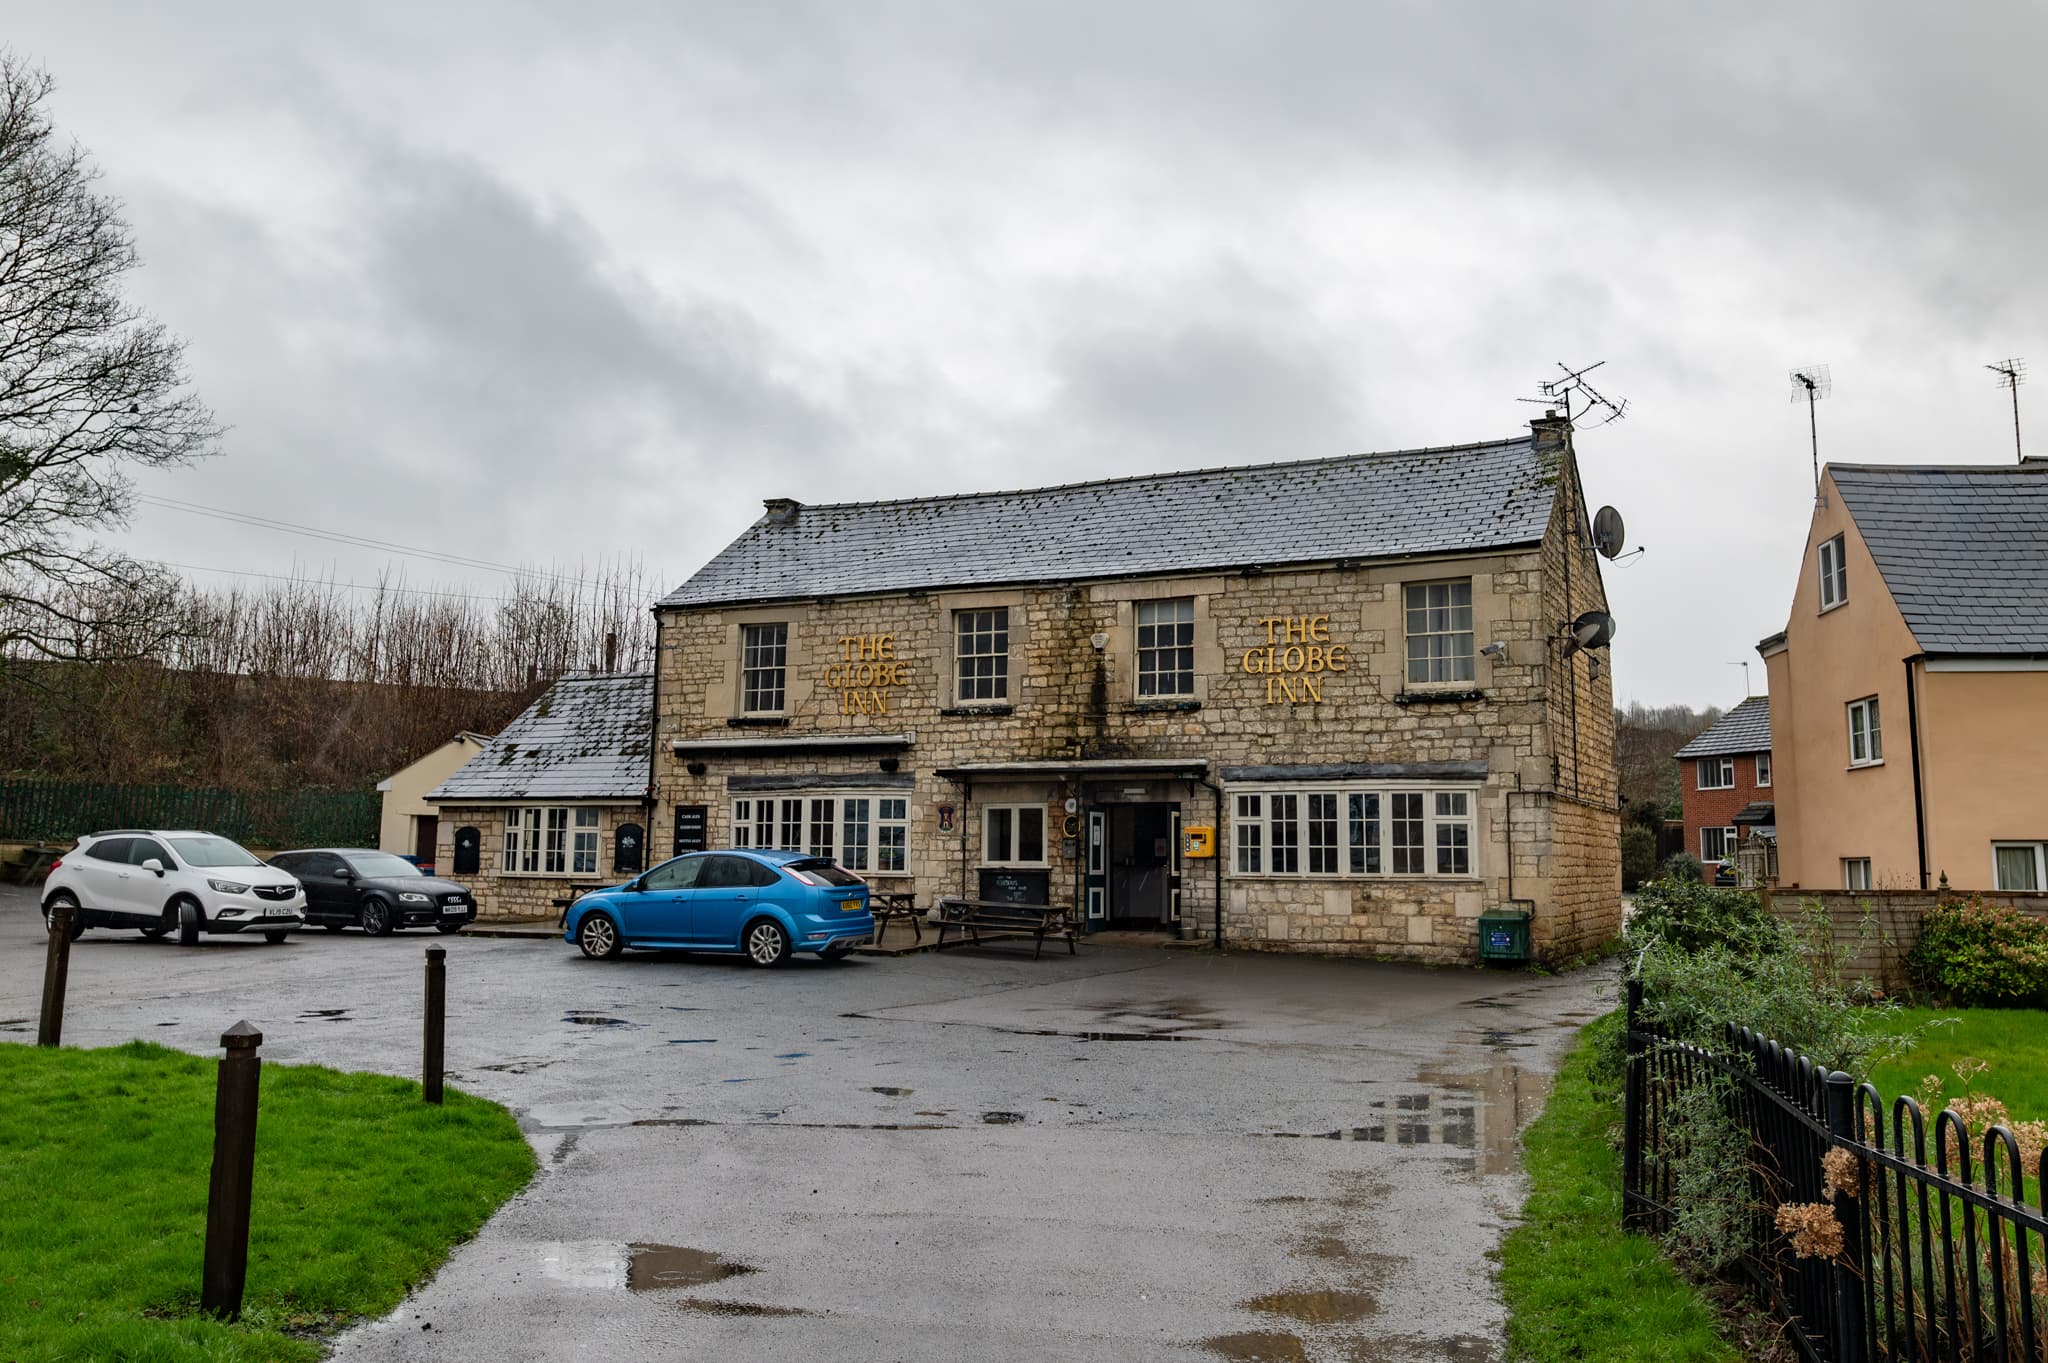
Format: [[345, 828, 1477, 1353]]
[[869, 890, 922, 944], [933, 897, 1077, 959]]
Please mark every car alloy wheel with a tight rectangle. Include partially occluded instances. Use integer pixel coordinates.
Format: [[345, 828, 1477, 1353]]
[[744, 919, 791, 968], [140, 905, 173, 939], [359, 899, 392, 937], [577, 912, 622, 960], [174, 897, 201, 947], [263, 931, 289, 944], [43, 892, 85, 941]]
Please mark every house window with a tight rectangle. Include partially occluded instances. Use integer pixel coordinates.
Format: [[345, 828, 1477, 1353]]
[[741, 623, 788, 713], [502, 807, 601, 875], [955, 608, 1009, 702], [1755, 753, 1771, 787], [983, 805, 1046, 866], [1405, 580, 1475, 685], [1818, 534, 1848, 611], [1702, 826, 1738, 862], [1230, 785, 1476, 879], [1135, 598, 1195, 697], [732, 794, 910, 874], [1993, 843, 2046, 892], [1843, 857, 1873, 892], [1848, 697, 1883, 766], [1696, 757, 1734, 791]]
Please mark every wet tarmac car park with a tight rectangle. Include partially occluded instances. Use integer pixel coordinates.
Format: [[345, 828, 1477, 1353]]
[[0, 887, 1612, 1362]]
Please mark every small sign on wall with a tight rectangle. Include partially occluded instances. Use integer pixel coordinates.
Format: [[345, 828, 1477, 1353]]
[[673, 804, 708, 855]]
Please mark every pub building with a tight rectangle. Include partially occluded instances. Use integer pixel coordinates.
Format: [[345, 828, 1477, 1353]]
[[646, 414, 1621, 963]]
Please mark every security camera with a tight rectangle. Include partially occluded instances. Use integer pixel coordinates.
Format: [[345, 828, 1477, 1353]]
[[1480, 641, 1506, 658]]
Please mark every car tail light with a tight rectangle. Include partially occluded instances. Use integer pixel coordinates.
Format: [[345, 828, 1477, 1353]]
[[47, 858, 61, 872]]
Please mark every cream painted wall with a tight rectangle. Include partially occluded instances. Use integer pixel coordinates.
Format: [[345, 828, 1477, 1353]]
[[1919, 668, 2048, 889], [377, 734, 489, 854], [1763, 471, 1923, 890]]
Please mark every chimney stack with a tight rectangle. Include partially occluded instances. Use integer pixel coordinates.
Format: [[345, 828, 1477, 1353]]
[[763, 498, 802, 526], [1529, 409, 1571, 452], [603, 632, 618, 674]]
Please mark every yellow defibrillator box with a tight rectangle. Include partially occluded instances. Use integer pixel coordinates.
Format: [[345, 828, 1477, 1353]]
[[1182, 826, 1216, 858]]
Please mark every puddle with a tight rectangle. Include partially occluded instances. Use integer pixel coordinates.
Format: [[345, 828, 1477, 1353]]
[[1262, 1093, 1479, 1147], [981, 1111, 1026, 1125], [1345, 1336, 1495, 1361], [776, 1052, 809, 1060], [154, 1022, 176, 1027], [668, 1039, 717, 1045], [1242, 1287, 1379, 1325], [1202, 1332, 1309, 1361], [632, 1118, 715, 1127], [1297, 1235, 1349, 1260], [721, 1078, 756, 1084], [1415, 1063, 1555, 1176], [297, 1008, 349, 1021], [563, 1013, 633, 1027], [479, 1059, 557, 1073], [675, 1300, 809, 1317], [661, 1006, 708, 1012], [627, 1244, 756, 1292], [0, 1018, 30, 1028], [1479, 1029, 1534, 1049], [871, 1086, 914, 1096], [914, 1109, 949, 1117]]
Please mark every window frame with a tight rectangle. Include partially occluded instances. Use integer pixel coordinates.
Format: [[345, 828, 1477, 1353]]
[[981, 804, 1049, 868], [1702, 826, 1739, 863], [1229, 783, 1480, 880], [1696, 756, 1735, 791], [1847, 696, 1884, 767], [1992, 842, 2047, 893], [1134, 597, 1196, 699], [1843, 857, 1873, 892], [740, 622, 789, 715], [500, 806, 607, 877], [1404, 579, 1476, 686], [730, 793, 911, 876], [1818, 534, 1848, 612], [953, 607, 1010, 704], [1755, 753, 1771, 788]]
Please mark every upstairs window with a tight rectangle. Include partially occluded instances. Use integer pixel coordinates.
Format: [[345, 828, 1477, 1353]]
[[1818, 534, 1848, 611], [1405, 580, 1474, 684], [955, 608, 1009, 702], [1755, 753, 1772, 787], [741, 623, 788, 713], [1848, 697, 1883, 766], [1696, 757, 1735, 791], [1135, 598, 1195, 697]]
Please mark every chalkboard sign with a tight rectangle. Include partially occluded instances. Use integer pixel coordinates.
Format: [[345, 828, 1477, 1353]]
[[978, 867, 1050, 905], [613, 822, 645, 873], [673, 804, 709, 856], [452, 826, 481, 876]]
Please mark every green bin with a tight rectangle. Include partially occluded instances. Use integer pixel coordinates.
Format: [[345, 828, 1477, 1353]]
[[1477, 908, 1531, 964]]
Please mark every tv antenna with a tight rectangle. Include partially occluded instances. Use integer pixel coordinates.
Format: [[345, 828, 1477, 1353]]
[[1790, 365, 1830, 498], [1987, 358, 2025, 461], [1519, 360, 1628, 427], [1727, 660, 1752, 697]]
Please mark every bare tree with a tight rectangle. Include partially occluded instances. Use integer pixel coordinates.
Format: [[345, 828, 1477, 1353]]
[[0, 54, 220, 661]]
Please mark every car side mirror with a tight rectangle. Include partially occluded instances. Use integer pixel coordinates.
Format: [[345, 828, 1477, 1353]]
[[627, 877, 645, 892], [141, 858, 165, 876], [336, 867, 357, 881]]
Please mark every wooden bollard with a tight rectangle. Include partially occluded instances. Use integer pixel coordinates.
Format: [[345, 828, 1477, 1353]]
[[37, 900, 74, 1047], [423, 946, 446, 1105], [201, 1021, 263, 1319]]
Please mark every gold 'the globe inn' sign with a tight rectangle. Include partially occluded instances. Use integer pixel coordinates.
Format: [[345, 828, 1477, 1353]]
[[1241, 615, 1347, 703], [825, 635, 908, 715]]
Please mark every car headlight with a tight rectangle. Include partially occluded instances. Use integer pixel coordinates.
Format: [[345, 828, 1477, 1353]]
[[208, 879, 250, 894], [397, 892, 430, 904]]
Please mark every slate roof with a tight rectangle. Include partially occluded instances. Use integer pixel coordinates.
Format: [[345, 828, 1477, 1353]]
[[662, 436, 1559, 607], [428, 672, 651, 802], [1830, 461, 2048, 654], [1674, 695, 1771, 759]]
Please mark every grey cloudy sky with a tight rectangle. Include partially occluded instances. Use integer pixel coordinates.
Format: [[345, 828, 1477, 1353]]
[[11, 3, 2045, 707]]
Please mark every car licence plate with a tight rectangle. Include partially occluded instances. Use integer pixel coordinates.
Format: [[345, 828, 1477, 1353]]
[[443, 903, 468, 915], [841, 899, 863, 913]]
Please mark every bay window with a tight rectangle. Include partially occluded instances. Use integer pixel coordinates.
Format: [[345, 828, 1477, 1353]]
[[502, 806, 601, 875]]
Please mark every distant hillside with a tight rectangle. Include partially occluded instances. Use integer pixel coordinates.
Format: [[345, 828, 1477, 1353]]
[[1615, 701, 1722, 814]]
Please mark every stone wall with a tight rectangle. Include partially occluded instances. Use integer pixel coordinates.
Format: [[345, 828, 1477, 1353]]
[[435, 803, 647, 920], [1762, 887, 2048, 992]]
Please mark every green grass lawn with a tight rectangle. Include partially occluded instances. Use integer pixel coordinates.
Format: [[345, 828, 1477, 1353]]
[[1499, 1013, 1743, 1363], [0, 1040, 535, 1363], [1863, 1007, 2048, 1121]]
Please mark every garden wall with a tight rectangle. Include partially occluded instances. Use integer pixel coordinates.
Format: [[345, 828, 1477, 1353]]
[[1761, 887, 2048, 991]]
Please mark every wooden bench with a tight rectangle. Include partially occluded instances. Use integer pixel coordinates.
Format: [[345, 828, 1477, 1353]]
[[869, 890, 922, 945], [0, 846, 59, 886], [933, 897, 1077, 959]]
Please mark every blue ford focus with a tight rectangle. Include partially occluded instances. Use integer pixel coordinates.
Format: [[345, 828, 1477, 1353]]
[[564, 849, 874, 967]]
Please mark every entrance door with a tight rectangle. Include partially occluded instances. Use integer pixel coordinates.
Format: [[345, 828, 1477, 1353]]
[[1106, 803, 1176, 930], [1083, 809, 1107, 931], [413, 815, 439, 870]]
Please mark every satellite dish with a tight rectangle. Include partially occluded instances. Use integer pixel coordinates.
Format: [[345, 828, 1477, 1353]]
[[1593, 506, 1626, 559], [1561, 610, 1616, 658]]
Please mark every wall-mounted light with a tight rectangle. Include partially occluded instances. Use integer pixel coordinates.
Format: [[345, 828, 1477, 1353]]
[[879, 756, 900, 773], [1480, 641, 1507, 658], [1090, 633, 1109, 650]]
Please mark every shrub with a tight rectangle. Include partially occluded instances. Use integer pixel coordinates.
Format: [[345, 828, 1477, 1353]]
[[1620, 825, 1658, 891], [1626, 877, 1785, 959], [1905, 895, 2048, 1007], [1659, 851, 1702, 884]]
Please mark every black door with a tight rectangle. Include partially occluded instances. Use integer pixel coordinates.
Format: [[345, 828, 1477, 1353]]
[[1107, 803, 1176, 929]]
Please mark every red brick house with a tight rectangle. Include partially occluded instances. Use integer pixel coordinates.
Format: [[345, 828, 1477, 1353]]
[[1673, 696, 1772, 870]]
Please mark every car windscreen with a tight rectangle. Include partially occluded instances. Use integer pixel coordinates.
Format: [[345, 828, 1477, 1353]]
[[784, 858, 864, 887], [166, 836, 265, 868], [344, 852, 423, 879]]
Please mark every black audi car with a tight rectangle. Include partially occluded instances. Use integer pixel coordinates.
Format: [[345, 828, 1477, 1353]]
[[267, 848, 476, 935]]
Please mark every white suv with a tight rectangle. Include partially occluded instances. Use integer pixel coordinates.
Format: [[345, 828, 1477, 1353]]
[[42, 830, 306, 946]]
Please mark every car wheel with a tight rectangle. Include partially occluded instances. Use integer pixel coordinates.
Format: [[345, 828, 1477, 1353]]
[[263, 931, 289, 944], [322, 923, 345, 933], [744, 918, 792, 969], [174, 897, 201, 947], [359, 898, 393, 937], [43, 891, 86, 940], [139, 907, 172, 938], [435, 921, 464, 935], [576, 912, 623, 960]]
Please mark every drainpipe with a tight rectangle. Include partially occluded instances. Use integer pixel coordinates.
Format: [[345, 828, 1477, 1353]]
[[1199, 770, 1225, 950], [644, 609, 662, 865], [1503, 777, 1537, 915], [1904, 654, 1929, 891]]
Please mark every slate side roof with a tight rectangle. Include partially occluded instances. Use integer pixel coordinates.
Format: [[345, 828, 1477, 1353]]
[[662, 435, 1559, 607], [1674, 695, 1771, 759], [429, 672, 652, 802], [1831, 461, 2048, 654]]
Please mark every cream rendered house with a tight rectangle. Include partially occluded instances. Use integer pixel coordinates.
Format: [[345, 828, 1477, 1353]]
[[375, 732, 492, 866], [1759, 460, 2048, 892]]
